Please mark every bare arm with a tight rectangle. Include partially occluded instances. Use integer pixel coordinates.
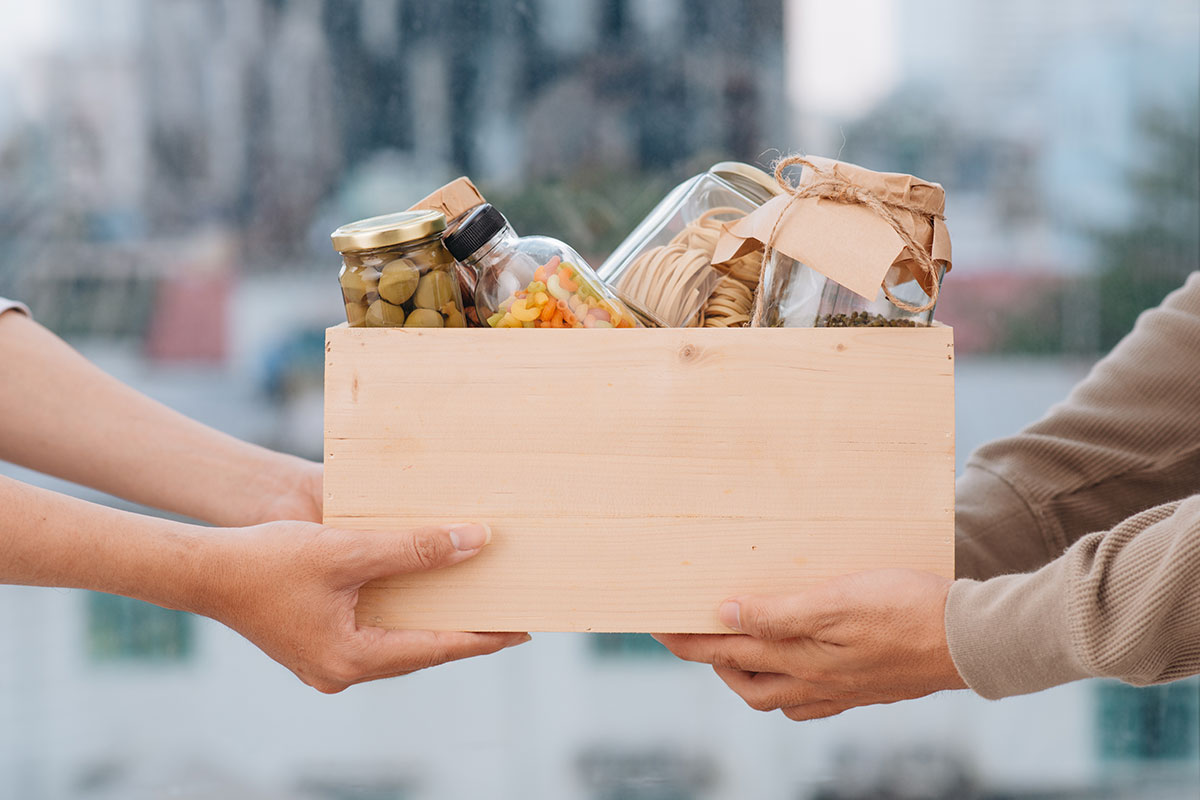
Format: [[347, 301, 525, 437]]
[[0, 474, 528, 692], [0, 310, 320, 526]]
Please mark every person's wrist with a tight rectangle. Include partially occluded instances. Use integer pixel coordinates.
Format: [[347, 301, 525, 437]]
[[93, 518, 235, 619], [935, 579, 969, 690], [237, 451, 323, 525], [158, 524, 246, 621]]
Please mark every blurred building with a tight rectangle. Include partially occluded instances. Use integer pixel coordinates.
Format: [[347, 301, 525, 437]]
[[817, 0, 1200, 277], [0, 0, 786, 317]]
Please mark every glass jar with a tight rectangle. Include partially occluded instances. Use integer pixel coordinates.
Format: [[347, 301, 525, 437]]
[[757, 253, 947, 328], [597, 162, 780, 327], [331, 210, 466, 329], [443, 204, 639, 329]]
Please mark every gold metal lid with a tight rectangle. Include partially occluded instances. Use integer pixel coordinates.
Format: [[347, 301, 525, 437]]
[[709, 162, 781, 205], [330, 210, 447, 253]]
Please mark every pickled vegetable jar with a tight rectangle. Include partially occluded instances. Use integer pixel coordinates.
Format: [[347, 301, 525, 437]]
[[442, 204, 639, 329], [332, 210, 466, 328]]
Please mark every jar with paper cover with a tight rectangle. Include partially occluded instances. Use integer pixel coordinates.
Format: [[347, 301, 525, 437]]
[[720, 157, 952, 328]]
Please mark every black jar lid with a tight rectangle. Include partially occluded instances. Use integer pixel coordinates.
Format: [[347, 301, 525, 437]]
[[442, 204, 507, 261]]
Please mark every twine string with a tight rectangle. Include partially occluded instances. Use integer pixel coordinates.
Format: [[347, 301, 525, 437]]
[[761, 156, 945, 315]]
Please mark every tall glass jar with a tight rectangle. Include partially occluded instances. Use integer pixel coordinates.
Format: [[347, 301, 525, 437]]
[[332, 210, 466, 329], [597, 162, 780, 327], [443, 204, 639, 329]]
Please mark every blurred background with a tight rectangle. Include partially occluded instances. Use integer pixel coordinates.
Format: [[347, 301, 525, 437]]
[[0, 0, 1197, 798]]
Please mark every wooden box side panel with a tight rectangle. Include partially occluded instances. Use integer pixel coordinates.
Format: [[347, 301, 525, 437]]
[[325, 327, 955, 633]]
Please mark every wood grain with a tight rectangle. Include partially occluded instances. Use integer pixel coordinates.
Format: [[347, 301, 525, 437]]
[[325, 326, 955, 633]]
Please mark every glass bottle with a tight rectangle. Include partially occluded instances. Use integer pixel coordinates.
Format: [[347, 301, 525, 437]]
[[442, 204, 639, 329], [332, 210, 466, 328]]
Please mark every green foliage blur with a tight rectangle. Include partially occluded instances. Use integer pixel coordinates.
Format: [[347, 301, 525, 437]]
[[1092, 102, 1200, 351]]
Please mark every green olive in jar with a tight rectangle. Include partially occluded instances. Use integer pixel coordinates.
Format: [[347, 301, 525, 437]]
[[365, 299, 406, 327], [345, 301, 367, 327], [378, 259, 420, 306], [404, 308, 444, 328], [339, 266, 379, 305], [441, 302, 466, 328], [413, 270, 456, 311]]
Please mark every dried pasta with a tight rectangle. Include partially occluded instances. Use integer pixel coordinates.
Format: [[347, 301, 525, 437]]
[[617, 207, 762, 327]]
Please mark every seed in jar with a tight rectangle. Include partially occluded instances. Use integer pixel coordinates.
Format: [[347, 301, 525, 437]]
[[816, 312, 919, 327], [405, 308, 445, 328], [378, 259, 421, 305], [339, 266, 379, 305], [345, 301, 367, 327], [413, 270, 456, 310], [365, 298, 407, 327]]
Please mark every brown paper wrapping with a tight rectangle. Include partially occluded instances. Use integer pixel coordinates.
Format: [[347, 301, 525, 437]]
[[712, 156, 952, 302], [407, 176, 486, 221], [407, 176, 488, 326]]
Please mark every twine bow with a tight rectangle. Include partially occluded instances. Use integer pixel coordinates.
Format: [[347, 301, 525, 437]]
[[763, 155, 946, 314]]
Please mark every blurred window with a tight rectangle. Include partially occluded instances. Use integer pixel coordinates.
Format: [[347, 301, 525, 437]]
[[1096, 679, 1200, 762], [86, 593, 194, 663], [589, 633, 674, 660]]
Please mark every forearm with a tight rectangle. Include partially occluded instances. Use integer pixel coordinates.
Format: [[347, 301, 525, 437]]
[[956, 274, 1200, 577], [0, 474, 225, 615], [0, 311, 315, 527], [947, 495, 1200, 699]]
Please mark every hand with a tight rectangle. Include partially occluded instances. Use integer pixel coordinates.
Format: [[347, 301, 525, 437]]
[[201, 520, 530, 693], [244, 455, 324, 524], [654, 570, 966, 721]]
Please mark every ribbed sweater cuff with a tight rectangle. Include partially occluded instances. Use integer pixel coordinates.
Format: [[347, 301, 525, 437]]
[[945, 565, 1092, 699]]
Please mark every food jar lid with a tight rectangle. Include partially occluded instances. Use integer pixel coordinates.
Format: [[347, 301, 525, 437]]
[[442, 204, 508, 261], [709, 162, 781, 205], [330, 210, 447, 253]]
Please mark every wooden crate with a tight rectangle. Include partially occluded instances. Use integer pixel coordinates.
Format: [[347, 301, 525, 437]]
[[324, 325, 955, 633]]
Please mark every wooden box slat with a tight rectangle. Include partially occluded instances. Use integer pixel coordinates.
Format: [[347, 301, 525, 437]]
[[324, 326, 954, 633]]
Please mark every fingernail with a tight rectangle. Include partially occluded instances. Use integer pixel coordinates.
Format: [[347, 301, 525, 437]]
[[449, 523, 491, 551], [719, 601, 742, 631], [511, 633, 532, 646]]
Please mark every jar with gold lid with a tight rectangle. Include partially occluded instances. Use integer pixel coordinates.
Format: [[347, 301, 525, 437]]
[[332, 210, 466, 328]]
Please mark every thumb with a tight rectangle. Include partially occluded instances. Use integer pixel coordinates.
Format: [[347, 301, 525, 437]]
[[719, 589, 828, 640], [343, 522, 492, 582]]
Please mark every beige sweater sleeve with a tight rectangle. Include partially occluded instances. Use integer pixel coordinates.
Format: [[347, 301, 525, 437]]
[[947, 273, 1200, 698]]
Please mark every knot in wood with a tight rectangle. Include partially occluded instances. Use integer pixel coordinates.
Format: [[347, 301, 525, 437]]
[[678, 343, 698, 362]]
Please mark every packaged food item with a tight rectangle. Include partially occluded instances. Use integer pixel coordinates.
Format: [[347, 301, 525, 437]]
[[406, 177, 489, 326], [442, 204, 639, 329], [712, 156, 953, 328], [332, 210, 466, 328], [598, 162, 779, 327]]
